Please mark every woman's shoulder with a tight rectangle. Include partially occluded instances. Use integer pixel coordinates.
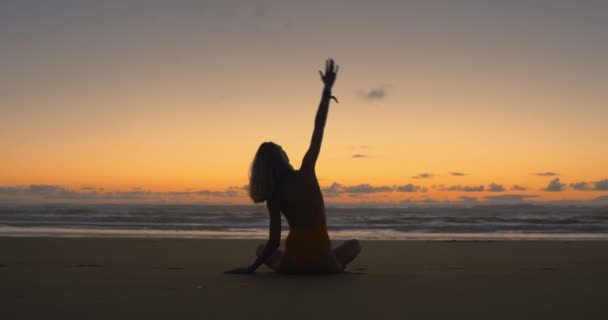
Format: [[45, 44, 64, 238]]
[[293, 166, 317, 177], [288, 168, 317, 183]]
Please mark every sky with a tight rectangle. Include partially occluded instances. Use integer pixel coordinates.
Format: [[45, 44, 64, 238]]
[[1, 1, 607, 204]]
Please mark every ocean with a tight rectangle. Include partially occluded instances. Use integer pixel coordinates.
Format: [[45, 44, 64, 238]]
[[0, 203, 607, 240]]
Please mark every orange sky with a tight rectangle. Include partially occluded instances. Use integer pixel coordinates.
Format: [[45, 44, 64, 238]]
[[1, 1, 607, 204]]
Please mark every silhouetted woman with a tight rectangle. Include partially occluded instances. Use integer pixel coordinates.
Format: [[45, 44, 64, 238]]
[[225, 59, 361, 274]]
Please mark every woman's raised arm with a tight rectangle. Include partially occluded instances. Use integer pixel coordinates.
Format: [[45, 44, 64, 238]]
[[301, 59, 339, 172]]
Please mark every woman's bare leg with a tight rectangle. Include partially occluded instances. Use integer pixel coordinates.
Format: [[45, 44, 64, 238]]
[[332, 239, 362, 270], [256, 240, 361, 274], [256, 244, 286, 271]]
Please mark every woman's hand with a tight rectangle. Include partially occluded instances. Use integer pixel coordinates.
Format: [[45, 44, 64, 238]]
[[224, 266, 255, 274], [319, 58, 339, 90]]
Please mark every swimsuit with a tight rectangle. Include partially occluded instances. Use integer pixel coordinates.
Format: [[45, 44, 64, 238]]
[[284, 224, 331, 272]]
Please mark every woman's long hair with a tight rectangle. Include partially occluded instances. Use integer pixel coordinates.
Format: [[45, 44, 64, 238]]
[[249, 142, 293, 203]]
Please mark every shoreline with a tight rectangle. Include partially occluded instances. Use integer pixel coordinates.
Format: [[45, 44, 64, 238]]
[[2, 225, 608, 241]]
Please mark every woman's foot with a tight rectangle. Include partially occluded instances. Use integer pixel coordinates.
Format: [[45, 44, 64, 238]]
[[333, 239, 362, 268]]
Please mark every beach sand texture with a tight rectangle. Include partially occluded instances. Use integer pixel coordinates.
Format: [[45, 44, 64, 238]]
[[1, 238, 606, 319]]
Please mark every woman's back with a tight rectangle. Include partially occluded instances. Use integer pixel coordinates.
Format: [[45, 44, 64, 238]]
[[275, 169, 327, 230]]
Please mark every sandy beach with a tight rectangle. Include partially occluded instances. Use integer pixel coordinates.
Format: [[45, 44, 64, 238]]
[[1, 238, 606, 319]]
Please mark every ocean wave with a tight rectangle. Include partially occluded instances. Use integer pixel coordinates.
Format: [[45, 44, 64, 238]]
[[1, 204, 607, 238]]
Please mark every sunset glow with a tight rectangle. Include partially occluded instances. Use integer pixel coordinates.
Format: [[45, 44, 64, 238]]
[[2, 1, 607, 204]]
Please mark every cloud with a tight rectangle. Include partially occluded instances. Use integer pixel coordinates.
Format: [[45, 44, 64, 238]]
[[352, 154, 368, 158], [167, 191, 195, 196], [570, 182, 592, 191], [487, 183, 506, 192], [510, 185, 528, 191], [461, 185, 485, 192], [321, 182, 394, 197], [412, 173, 434, 179], [395, 184, 426, 193], [435, 184, 484, 192], [569, 179, 608, 191], [108, 190, 151, 199], [592, 195, 608, 203], [343, 184, 392, 194], [399, 197, 442, 205], [0, 184, 243, 203], [358, 87, 387, 101], [323, 182, 428, 197], [1, 185, 118, 201], [450, 172, 467, 176], [484, 194, 540, 204], [24, 185, 79, 197], [534, 171, 559, 177], [324, 183, 430, 195], [460, 196, 478, 203], [544, 178, 566, 192], [418, 198, 440, 204], [322, 182, 345, 197], [595, 179, 608, 190], [398, 197, 443, 206], [197, 189, 239, 197], [0, 186, 20, 195]]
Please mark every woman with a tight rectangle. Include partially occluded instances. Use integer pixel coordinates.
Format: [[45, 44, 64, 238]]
[[225, 59, 361, 274]]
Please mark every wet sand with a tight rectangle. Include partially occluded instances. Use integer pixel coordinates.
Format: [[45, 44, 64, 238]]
[[1, 237, 606, 319]]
